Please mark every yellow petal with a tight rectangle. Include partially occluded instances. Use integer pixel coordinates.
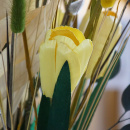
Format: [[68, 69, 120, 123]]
[[45, 26, 85, 46], [40, 40, 56, 97], [40, 39, 81, 97], [40, 26, 93, 97], [101, 0, 116, 8], [86, 13, 122, 78], [54, 26, 85, 44], [56, 41, 81, 93], [74, 39, 93, 76], [54, 35, 76, 50], [103, 11, 117, 17], [50, 29, 80, 45]]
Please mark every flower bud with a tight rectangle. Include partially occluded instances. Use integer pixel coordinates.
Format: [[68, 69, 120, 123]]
[[101, 0, 116, 8], [40, 26, 93, 97]]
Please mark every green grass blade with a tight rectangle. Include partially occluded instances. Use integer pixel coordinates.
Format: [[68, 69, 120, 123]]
[[47, 61, 71, 130], [75, 78, 87, 114], [90, 0, 96, 18], [37, 95, 50, 130], [84, 0, 102, 39], [109, 52, 121, 79]]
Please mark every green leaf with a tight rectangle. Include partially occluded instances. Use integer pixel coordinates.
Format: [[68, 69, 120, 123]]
[[75, 78, 87, 114], [90, 0, 97, 18], [37, 95, 50, 130], [84, 0, 102, 39], [122, 84, 130, 111], [97, 52, 121, 82], [109, 52, 121, 79], [121, 124, 130, 130], [47, 61, 71, 130]]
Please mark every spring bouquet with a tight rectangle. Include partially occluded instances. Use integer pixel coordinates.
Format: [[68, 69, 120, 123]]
[[0, 0, 129, 130]]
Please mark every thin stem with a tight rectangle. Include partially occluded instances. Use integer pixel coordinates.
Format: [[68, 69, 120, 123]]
[[0, 44, 13, 130], [120, 118, 130, 123], [6, 11, 10, 130], [118, 111, 126, 121], [6, 11, 10, 82], [108, 120, 119, 129], [69, 73, 85, 123], [69, 85, 91, 129], [22, 30, 38, 126], [61, 0, 73, 25], [0, 111, 6, 130], [7, 33, 14, 129], [97, 9, 108, 34], [17, 83, 29, 130], [108, 111, 126, 130], [100, 20, 130, 73], [111, 0, 130, 42], [93, 9, 109, 44], [0, 90, 7, 130], [27, 73, 39, 130], [54, 2, 59, 28]]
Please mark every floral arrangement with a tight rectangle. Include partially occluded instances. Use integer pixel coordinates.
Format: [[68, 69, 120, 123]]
[[0, 0, 129, 130]]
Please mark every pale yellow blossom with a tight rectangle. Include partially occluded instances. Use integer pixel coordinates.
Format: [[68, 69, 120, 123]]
[[40, 26, 93, 97]]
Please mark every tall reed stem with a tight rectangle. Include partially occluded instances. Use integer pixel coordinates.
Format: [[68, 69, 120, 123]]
[[22, 30, 38, 127]]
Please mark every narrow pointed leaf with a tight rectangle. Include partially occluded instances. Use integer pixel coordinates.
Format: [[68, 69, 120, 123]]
[[109, 52, 121, 79], [47, 61, 71, 130], [37, 95, 50, 130], [109, 58, 120, 79], [90, 0, 97, 18]]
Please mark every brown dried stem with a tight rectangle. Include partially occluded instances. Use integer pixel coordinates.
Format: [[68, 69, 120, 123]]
[[22, 30, 38, 126]]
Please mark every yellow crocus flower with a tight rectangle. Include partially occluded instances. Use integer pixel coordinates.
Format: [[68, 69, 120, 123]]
[[101, 0, 116, 8], [40, 26, 93, 98]]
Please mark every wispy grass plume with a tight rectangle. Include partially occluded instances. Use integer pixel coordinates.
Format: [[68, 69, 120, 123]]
[[11, 0, 26, 33]]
